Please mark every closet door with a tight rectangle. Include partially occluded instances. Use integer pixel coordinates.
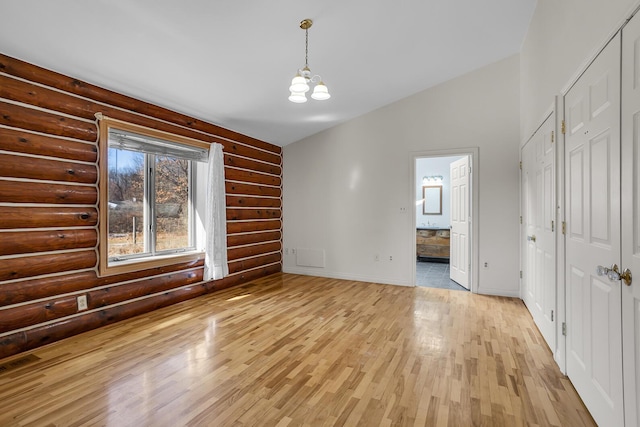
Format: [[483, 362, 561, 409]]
[[622, 11, 640, 426], [521, 114, 556, 353], [564, 34, 623, 427]]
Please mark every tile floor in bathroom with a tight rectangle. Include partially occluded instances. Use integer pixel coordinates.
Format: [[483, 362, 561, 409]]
[[416, 260, 468, 291]]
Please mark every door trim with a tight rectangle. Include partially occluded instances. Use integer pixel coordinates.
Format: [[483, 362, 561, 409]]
[[410, 147, 479, 293]]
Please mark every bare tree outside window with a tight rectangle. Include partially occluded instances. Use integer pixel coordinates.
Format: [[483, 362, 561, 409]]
[[107, 149, 191, 260], [155, 156, 189, 251]]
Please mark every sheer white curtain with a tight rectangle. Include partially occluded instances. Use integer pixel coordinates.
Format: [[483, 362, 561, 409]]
[[204, 143, 228, 281]]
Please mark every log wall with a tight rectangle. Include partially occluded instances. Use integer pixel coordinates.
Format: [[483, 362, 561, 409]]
[[0, 54, 282, 358]]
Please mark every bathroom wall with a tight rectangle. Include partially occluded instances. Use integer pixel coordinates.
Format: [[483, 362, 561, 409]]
[[415, 155, 464, 229]]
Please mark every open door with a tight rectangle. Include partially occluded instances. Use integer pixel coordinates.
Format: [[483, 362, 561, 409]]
[[450, 156, 470, 289]]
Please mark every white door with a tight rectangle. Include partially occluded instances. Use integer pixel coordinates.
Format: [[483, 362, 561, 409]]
[[565, 34, 623, 427], [521, 114, 556, 353], [622, 12, 640, 427], [450, 156, 469, 289]]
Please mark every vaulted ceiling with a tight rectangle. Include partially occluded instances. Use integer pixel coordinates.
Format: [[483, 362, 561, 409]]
[[0, 0, 536, 146]]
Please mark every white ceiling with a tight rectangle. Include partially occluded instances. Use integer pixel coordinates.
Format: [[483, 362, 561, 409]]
[[0, 0, 536, 146]]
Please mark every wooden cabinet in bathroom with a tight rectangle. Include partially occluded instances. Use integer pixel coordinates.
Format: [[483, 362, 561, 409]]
[[416, 228, 450, 261]]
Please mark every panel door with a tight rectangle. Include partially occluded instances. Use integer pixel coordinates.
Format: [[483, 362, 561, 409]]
[[450, 156, 469, 289], [564, 34, 623, 427], [521, 113, 556, 353], [522, 136, 536, 312], [622, 12, 640, 427]]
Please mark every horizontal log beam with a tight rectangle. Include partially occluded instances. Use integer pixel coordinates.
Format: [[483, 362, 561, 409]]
[[224, 154, 281, 175], [225, 168, 281, 187], [0, 74, 97, 121], [226, 195, 281, 209], [0, 295, 77, 334], [221, 142, 280, 165], [225, 182, 280, 197], [0, 153, 97, 184], [228, 253, 281, 274], [0, 206, 98, 229], [227, 230, 281, 248], [0, 229, 97, 256], [0, 180, 97, 204], [0, 250, 97, 281], [227, 220, 281, 234], [0, 127, 97, 162], [227, 242, 281, 261], [0, 271, 96, 307], [0, 101, 97, 142], [90, 270, 202, 309], [226, 208, 281, 221]]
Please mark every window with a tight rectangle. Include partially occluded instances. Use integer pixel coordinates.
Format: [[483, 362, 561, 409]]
[[97, 115, 209, 276]]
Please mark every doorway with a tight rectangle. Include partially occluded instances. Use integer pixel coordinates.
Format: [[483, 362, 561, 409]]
[[412, 149, 478, 292]]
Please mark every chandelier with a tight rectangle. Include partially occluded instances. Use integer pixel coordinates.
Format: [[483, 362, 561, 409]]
[[288, 19, 331, 103]]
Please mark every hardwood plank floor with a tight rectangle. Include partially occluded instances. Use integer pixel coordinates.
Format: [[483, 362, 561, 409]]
[[0, 273, 595, 426]]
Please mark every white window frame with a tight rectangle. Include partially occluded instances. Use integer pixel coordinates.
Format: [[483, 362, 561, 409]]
[[97, 114, 207, 277]]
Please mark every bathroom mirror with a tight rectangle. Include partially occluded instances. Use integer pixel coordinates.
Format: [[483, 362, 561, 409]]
[[422, 185, 442, 215]]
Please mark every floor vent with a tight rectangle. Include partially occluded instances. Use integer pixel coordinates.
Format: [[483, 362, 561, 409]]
[[0, 354, 41, 374]]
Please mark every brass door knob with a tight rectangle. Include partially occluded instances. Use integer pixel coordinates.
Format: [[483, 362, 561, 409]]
[[620, 268, 632, 286]]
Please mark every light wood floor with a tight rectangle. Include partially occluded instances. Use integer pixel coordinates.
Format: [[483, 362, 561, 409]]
[[0, 273, 595, 427]]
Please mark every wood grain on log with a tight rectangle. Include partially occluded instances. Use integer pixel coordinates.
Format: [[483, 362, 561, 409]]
[[0, 250, 97, 281], [0, 127, 97, 162], [0, 229, 97, 256], [0, 206, 98, 229]]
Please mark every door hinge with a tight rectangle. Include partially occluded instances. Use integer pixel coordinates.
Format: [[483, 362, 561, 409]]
[[551, 130, 555, 143], [562, 322, 567, 336], [551, 220, 555, 232], [562, 221, 566, 235], [561, 120, 566, 135], [519, 161, 522, 170], [551, 310, 554, 321], [520, 270, 523, 279], [520, 215, 523, 224]]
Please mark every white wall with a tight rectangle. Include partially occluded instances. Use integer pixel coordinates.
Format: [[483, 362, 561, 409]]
[[282, 55, 520, 296], [415, 156, 463, 229], [520, 0, 638, 139]]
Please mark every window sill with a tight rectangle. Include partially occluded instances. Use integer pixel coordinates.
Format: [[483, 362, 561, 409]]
[[98, 250, 204, 277]]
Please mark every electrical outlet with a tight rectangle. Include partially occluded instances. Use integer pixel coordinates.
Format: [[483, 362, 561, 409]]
[[374, 254, 380, 262], [389, 255, 393, 261], [399, 207, 407, 213], [484, 262, 488, 268], [284, 248, 289, 255], [77, 295, 88, 311], [291, 248, 296, 255]]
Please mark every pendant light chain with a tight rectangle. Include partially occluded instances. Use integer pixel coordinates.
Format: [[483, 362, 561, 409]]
[[305, 27, 309, 68]]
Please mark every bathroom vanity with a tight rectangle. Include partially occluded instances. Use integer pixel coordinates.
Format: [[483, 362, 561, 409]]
[[416, 228, 450, 262]]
